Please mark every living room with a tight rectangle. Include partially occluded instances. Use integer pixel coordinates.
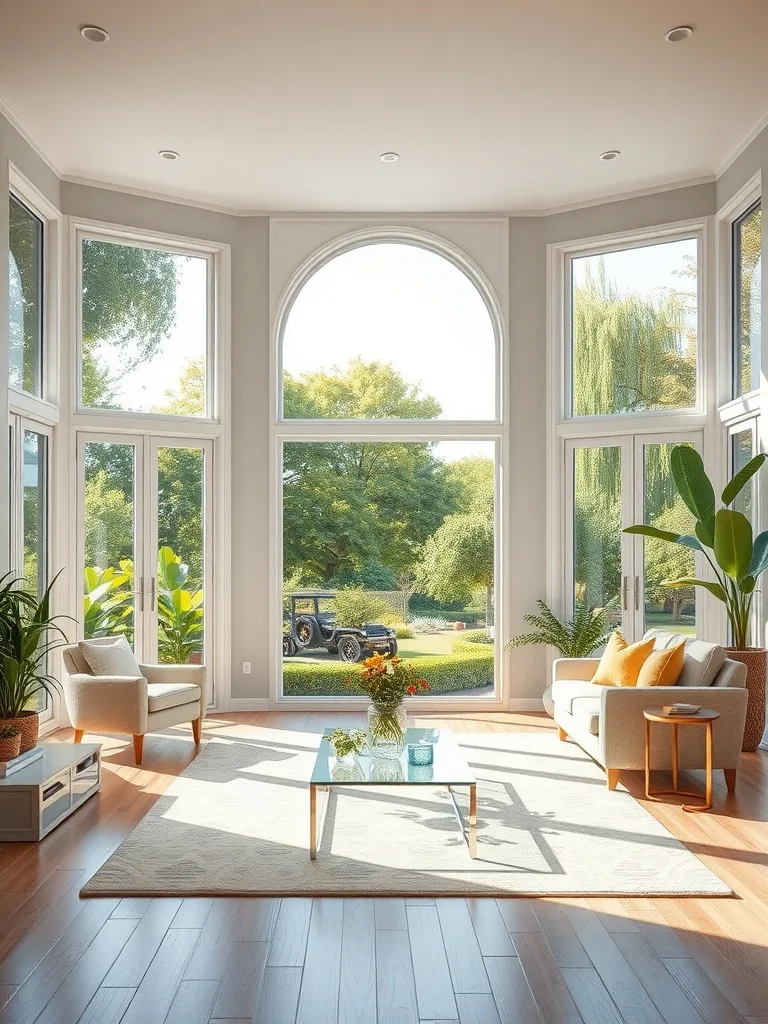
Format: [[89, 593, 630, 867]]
[[1, 3, 768, 1023]]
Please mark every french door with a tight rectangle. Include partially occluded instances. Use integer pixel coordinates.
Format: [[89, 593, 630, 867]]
[[78, 432, 213, 677], [566, 432, 702, 643]]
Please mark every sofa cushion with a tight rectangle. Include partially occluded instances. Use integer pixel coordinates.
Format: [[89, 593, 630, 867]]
[[79, 636, 142, 678], [636, 640, 686, 687], [570, 697, 601, 736], [677, 640, 726, 687], [591, 632, 655, 687], [552, 679, 604, 714], [643, 628, 682, 650], [147, 682, 201, 714]]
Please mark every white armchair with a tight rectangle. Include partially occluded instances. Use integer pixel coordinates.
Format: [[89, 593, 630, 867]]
[[61, 638, 206, 764]]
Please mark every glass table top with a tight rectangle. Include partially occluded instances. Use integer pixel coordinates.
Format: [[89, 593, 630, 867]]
[[310, 728, 476, 786]]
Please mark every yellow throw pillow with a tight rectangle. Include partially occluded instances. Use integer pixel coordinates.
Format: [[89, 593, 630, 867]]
[[591, 631, 655, 688], [636, 639, 686, 688]]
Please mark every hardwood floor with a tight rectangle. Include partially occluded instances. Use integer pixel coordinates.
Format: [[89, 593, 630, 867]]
[[0, 710, 767, 1024]]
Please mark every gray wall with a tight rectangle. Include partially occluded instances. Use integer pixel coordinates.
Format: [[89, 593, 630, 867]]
[[2, 108, 766, 702]]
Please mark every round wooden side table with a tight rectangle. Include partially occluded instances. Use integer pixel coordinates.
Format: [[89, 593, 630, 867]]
[[643, 708, 719, 812]]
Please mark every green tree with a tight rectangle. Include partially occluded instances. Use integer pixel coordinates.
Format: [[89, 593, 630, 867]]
[[152, 357, 206, 416], [283, 362, 455, 584], [81, 239, 181, 408], [418, 459, 494, 624], [736, 206, 762, 394]]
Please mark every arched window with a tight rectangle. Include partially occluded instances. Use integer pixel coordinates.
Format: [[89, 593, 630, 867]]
[[277, 233, 504, 703], [281, 241, 498, 421]]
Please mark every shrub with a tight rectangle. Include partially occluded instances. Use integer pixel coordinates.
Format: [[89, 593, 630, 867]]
[[392, 623, 414, 639], [332, 587, 396, 629], [453, 629, 494, 650], [283, 647, 493, 697], [410, 615, 448, 634]]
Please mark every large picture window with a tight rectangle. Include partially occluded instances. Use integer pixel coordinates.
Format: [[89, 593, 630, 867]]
[[8, 193, 44, 397], [278, 237, 502, 701], [569, 236, 699, 417], [79, 235, 210, 416], [733, 201, 762, 397]]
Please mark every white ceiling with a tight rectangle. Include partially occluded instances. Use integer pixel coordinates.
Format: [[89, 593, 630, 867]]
[[1, 1, 767, 213]]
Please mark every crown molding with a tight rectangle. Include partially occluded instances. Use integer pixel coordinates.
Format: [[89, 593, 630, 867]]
[[0, 96, 63, 177], [716, 109, 768, 178], [60, 174, 268, 218], [514, 174, 717, 218]]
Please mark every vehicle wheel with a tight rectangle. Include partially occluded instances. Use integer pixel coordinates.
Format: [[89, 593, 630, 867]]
[[282, 636, 297, 657], [338, 635, 362, 663], [388, 639, 398, 656], [295, 615, 320, 649]]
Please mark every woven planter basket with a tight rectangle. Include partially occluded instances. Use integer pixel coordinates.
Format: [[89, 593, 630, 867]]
[[726, 647, 767, 752], [0, 733, 21, 761], [0, 712, 40, 754]]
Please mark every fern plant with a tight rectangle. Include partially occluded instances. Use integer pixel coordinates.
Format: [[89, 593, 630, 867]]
[[505, 600, 611, 658]]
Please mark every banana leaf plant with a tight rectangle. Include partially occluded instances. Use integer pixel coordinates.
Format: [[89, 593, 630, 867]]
[[156, 546, 204, 664], [624, 445, 767, 650], [83, 563, 134, 641]]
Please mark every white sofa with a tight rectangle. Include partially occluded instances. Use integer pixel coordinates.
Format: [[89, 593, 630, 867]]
[[553, 630, 748, 791], [61, 638, 206, 765]]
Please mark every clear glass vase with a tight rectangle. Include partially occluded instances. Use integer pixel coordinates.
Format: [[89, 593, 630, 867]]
[[367, 701, 407, 759]]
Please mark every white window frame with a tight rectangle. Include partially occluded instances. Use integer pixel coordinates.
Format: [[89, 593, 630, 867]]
[[270, 223, 509, 711], [67, 219, 232, 711], [73, 220, 220, 424], [547, 218, 716, 642]]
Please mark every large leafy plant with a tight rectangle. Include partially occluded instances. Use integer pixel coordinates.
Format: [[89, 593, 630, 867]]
[[506, 599, 611, 658], [625, 445, 767, 650], [156, 547, 204, 664], [0, 573, 69, 718]]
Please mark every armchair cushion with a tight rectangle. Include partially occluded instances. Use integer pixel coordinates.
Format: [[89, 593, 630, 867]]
[[79, 636, 141, 678], [147, 682, 201, 714]]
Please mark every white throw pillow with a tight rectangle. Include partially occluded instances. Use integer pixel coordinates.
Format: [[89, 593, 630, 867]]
[[676, 640, 726, 688], [78, 637, 142, 677]]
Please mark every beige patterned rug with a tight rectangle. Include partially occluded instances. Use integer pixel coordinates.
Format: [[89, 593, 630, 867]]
[[81, 724, 729, 897]]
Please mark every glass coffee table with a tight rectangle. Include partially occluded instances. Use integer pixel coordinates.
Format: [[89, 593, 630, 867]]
[[309, 728, 477, 859]]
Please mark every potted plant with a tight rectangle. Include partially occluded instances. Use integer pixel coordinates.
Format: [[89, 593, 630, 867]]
[[344, 654, 429, 759], [0, 726, 21, 762], [328, 728, 368, 765], [624, 445, 767, 750], [506, 600, 612, 716], [0, 572, 69, 753]]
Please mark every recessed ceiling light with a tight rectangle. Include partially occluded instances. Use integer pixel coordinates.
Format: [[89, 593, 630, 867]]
[[80, 25, 110, 43], [665, 25, 693, 43], [158, 150, 180, 161], [380, 152, 399, 163], [599, 150, 621, 161]]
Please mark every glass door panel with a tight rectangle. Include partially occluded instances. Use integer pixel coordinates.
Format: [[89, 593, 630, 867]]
[[570, 444, 625, 635], [153, 443, 207, 666], [638, 441, 697, 638], [81, 438, 140, 650], [22, 429, 48, 598]]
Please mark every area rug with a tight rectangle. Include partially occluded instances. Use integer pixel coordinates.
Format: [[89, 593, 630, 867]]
[[81, 724, 729, 897]]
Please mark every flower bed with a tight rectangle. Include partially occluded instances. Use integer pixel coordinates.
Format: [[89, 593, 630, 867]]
[[283, 645, 493, 696]]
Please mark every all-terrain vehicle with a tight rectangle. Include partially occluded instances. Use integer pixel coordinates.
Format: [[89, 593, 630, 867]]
[[283, 589, 398, 662]]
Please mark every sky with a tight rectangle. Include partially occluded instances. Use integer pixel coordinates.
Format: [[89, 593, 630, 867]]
[[572, 236, 697, 306]]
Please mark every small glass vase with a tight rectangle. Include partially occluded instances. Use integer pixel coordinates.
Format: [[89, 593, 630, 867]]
[[367, 702, 407, 759]]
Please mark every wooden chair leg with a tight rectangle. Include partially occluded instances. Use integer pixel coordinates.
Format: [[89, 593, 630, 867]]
[[133, 734, 144, 765], [192, 717, 202, 744], [606, 769, 620, 791], [724, 768, 737, 793], [73, 729, 83, 743], [557, 726, 567, 742]]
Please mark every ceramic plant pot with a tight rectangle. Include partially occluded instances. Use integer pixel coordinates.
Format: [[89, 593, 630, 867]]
[[726, 647, 767, 752]]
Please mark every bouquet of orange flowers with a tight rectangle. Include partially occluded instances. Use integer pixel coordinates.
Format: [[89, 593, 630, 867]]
[[345, 653, 429, 703]]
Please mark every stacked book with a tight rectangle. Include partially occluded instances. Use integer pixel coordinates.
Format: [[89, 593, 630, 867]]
[[0, 745, 43, 778], [662, 703, 702, 717]]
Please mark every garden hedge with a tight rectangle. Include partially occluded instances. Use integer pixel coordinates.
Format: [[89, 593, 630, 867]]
[[283, 646, 493, 696]]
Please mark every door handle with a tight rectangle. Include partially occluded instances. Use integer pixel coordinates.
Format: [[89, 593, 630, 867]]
[[635, 576, 640, 610], [150, 577, 156, 612], [133, 577, 145, 612], [622, 576, 628, 611]]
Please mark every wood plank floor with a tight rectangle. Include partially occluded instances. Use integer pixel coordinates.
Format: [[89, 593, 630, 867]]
[[0, 710, 767, 1024]]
